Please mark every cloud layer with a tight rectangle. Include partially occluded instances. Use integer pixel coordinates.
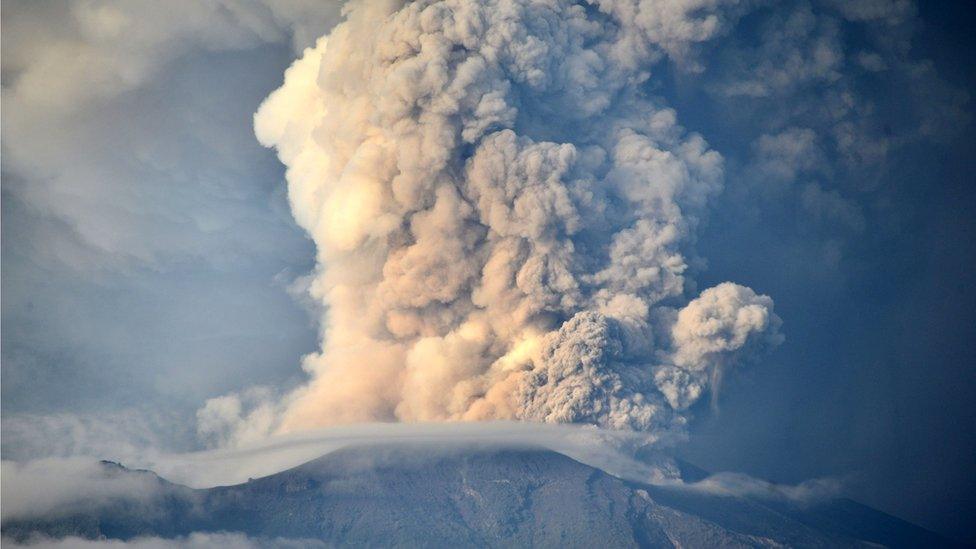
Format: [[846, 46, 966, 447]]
[[1, 421, 839, 530]]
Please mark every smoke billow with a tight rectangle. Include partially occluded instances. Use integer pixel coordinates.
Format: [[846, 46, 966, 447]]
[[241, 0, 782, 440]]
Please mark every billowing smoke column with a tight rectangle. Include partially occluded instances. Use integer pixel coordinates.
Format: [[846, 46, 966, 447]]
[[251, 0, 783, 438]]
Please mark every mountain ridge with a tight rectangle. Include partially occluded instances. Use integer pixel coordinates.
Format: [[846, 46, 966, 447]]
[[2, 444, 964, 548]]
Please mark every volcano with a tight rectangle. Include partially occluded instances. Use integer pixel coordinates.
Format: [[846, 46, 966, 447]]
[[1, 444, 961, 548]]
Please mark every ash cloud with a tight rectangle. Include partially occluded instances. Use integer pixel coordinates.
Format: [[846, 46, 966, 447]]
[[223, 0, 783, 441]]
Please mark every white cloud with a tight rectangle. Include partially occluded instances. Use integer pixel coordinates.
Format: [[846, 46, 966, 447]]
[[0, 458, 163, 521], [1, 0, 342, 270], [668, 472, 842, 504], [0, 1, 340, 433]]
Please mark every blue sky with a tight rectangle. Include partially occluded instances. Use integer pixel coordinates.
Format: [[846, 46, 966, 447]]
[[2, 0, 974, 542]]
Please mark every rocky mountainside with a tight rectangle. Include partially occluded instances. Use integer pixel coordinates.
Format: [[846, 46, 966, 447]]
[[2, 444, 962, 547]]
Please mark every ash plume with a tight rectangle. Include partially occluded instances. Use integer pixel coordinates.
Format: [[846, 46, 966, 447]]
[[231, 0, 782, 441]]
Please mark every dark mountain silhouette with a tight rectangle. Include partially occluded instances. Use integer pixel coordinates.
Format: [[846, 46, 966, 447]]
[[2, 444, 964, 547]]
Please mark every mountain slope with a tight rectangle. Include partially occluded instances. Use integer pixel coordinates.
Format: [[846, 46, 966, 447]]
[[1, 445, 962, 547]]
